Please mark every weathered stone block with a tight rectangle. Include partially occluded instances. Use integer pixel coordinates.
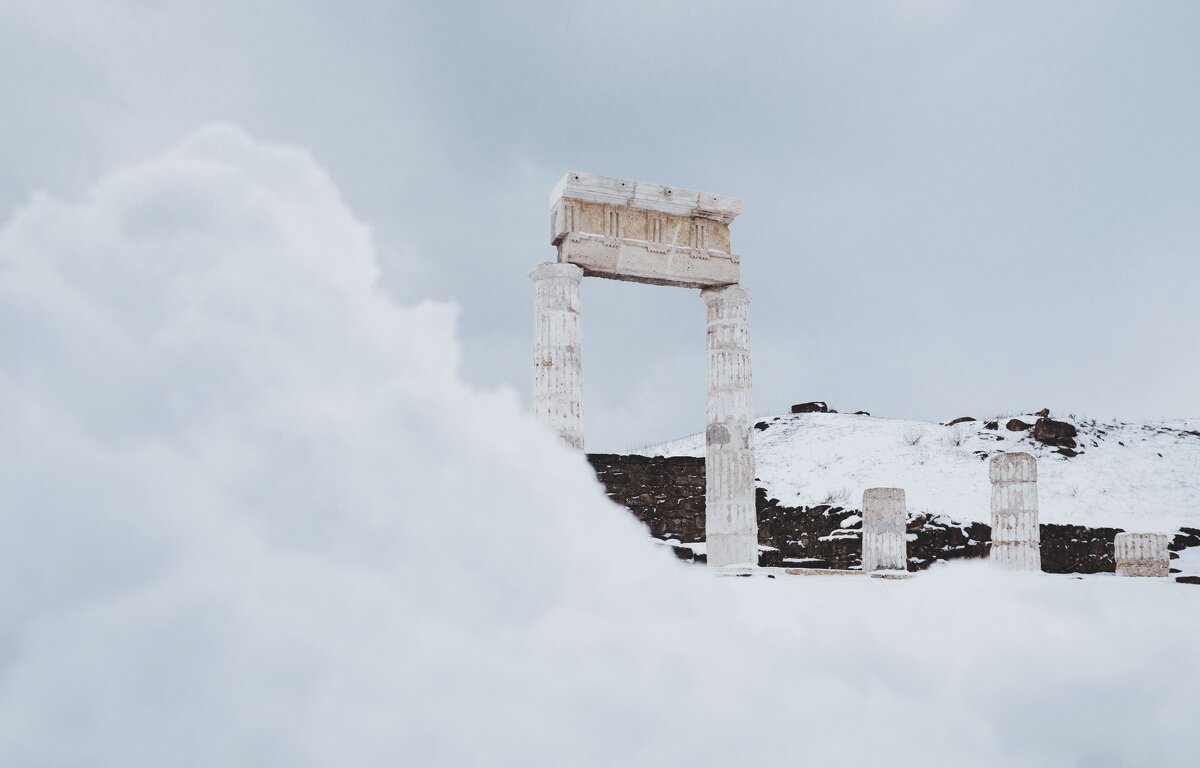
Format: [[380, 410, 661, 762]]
[[989, 452, 1037, 483], [1114, 532, 1169, 577], [989, 452, 1041, 571], [550, 172, 741, 289], [863, 488, 906, 574]]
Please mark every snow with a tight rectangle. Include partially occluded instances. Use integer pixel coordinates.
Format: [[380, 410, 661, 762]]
[[1172, 545, 1200, 580], [647, 412, 1200, 530], [0, 126, 1197, 767]]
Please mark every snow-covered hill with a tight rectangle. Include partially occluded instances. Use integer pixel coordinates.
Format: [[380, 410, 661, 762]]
[[645, 410, 1200, 532]]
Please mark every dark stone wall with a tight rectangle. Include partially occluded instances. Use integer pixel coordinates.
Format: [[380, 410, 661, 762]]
[[908, 513, 991, 570], [588, 454, 705, 544], [755, 492, 861, 569], [1041, 524, 1121, 574], [755, 493, 992, 571], [587, 453, 1197, 577]]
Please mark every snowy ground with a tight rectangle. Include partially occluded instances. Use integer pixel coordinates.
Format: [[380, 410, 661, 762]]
[[647, 411, 1200, 531], [1172, 544, 1200, 580], [709, 561, 1200, 765]]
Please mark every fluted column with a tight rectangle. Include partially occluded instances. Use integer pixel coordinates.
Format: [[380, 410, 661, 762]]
[[530, 262, 584, 450], [701, 284, 757, 567], [1114, 533, 1169, 577], [989, 452, 1041, 571], [863, 488, 907, 574]]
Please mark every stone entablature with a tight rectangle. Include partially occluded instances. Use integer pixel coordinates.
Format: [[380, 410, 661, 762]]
[[550, 171, 742, 289]]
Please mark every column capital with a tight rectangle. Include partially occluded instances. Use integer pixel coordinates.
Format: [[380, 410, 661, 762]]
[[864, 487, 906, 507], [700, 283, 751, 306], [529, 261, 584, 283], [989, 452, 1037, 484]]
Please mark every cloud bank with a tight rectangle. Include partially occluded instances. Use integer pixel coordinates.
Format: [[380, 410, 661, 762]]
[[0, 126, 1195, 766]]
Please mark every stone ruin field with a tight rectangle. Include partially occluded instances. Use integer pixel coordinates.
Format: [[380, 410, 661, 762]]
[[590, 404, 1200, 582]]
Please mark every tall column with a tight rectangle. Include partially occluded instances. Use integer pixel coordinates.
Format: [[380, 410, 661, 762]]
[[701, 284, 757, 567], [989, 452, 1041, 571], [530, 262, 585, 450], [1114, 533, 1169, 577], [863, 488, 907, 574]]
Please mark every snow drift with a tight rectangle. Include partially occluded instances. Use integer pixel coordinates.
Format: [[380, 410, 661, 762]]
[[0, 125, 1196, 767]]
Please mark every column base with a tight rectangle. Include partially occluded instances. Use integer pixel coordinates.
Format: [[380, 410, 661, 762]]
[[990, 543, 1042, 572], [707, 533, 758, 568], [862, 532, 906, 573], [1116, 564, 1170, 577]]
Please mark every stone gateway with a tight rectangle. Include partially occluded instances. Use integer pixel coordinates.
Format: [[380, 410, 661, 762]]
[[531, 171, 757, 567]]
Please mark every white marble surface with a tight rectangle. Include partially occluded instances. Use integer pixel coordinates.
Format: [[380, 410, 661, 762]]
[[530, 262, 584, 450], [550, 171, 741, 221], [990, 453, 1041, 571], [702, 284, 757, 567], [863, 487, 907, 573]]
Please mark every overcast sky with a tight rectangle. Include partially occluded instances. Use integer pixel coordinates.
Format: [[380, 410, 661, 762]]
[[4, 0, 1197, 451]]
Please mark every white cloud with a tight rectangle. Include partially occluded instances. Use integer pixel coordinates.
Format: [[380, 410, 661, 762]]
[[0, 125, 1195, 766]]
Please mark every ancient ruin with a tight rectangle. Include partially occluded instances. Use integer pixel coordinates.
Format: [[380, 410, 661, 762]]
[[530, 180, 1198, 584], [989, 452, 1042, 571], [532, 172, 756, 567], [1114, 533, 1170, 577], [529, 262, 585, 450], [862, 488, 907, 574]]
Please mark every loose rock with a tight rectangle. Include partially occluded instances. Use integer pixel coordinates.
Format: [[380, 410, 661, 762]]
[[1033, 417, 1078, 448]]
